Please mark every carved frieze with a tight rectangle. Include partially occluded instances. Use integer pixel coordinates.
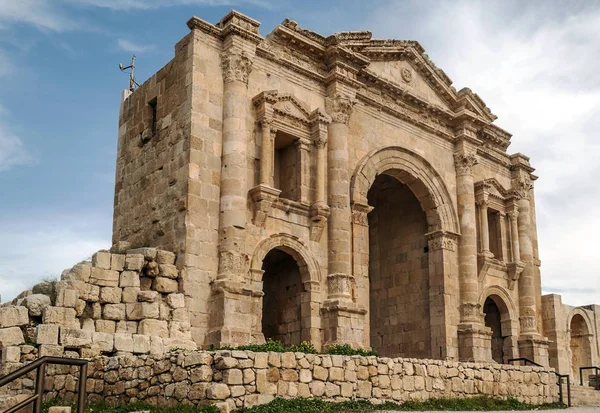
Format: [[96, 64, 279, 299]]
[[221, 51, 253, 84], [327, 273, 354, 301]]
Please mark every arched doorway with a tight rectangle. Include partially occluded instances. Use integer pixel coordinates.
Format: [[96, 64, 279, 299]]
[[484, 297, 504, 363], [570, 314, 592, 382], [367, 174, 431, 358], [261, 248, 304, 346]]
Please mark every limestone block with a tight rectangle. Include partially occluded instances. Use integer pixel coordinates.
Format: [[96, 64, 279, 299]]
[[256, 370, 277, 395], [91, 302, 102, 319], [119, 271, 140, 288], [138, 319, 169, 338], [140, 277, 153, 290], [254, 352, 268, 368], [313, 365, 328, 381], [90, 268, 120, 287], [43, 307, 78, 328], [216, 357, 238, 369], [23, 294, 52, 317], [0, 306, 29, 328], [103, 304, 126, 320], [133, 334, 151, 354], [110, 254, 125, 271], [281, 352, 296, 368], [126, 302, 159, 320], [128, 247, 157, 260], [163, 337, 197, 351], [122, 287, 140, 303], [48, 407, 71, 413], [66, 262, 91, 282], [116, 320, 138, 334], [243, 368, 256, 384], [207, 383, 230, 400], [152, 277, 178, 293], [55, 288, 78, 308], [299, 369, 312, 383], [149, 335, 164, 355], [156, 250, 176, 265], [60, 328, 92, 348], [69, 281, 100, 302], [81, 318, 95, 331], [171, 308, 189, 323], [92, 251, 112, 270], [159, 264, 179, 279], [138, 290, 159, 302], [159, 303, 170, 320], [100, 287, 122, 304], [357, 380, 372, 398], [329, 367, 344, 381], [144, 261, 159, 278], [309, 380, 325, 396], [2, 346, 20, 363], [95, 320, 116, 334], [223, 369, 243, 385], [92, 332, 114, 352], [39, 344, 64, 357], [185, 352, 213, 367], [36, 324, 59, 345], [325, 382, 341, 397], [124, 254, 145, 271], [166, 293, 185, 309], [75, 299, 86, 317], [169, 321, 192, 339], [114, 333, 134, 352]]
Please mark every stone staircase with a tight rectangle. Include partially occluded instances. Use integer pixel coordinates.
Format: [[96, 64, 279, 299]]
[[570, 384, 600, 407]]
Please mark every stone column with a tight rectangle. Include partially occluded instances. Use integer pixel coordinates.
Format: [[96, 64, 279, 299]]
[[259, 119, 274, 187], [455, 133, 491, 362], [498, 212, 508, 261], [296, 138, 311, 203], [508, 207, 521, 262], [477, 198, 491, 256], [315, 135, 327, 207]]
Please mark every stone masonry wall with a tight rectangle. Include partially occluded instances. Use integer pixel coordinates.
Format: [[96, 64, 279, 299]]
[[43, 350, 558, 410], [0, 247, 196, 387]]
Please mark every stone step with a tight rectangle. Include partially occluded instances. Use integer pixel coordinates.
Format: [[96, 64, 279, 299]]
[[570, 384, 600, 406], [0, 393, 33, 413]]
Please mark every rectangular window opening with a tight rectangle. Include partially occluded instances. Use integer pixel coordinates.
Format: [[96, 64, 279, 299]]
[[273, 131, 300, 201], [148, 97, 157, 136]]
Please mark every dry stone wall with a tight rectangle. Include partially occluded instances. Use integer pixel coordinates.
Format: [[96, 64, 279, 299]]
[[0, 248, 196, 375], [43, 350, 558, 410]]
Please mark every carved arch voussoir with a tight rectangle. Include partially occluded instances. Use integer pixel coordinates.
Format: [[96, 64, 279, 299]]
[[479, 285, 518, 321], [566, 308, 594, 335], [350, 146, 460, 234], [250, 233, 322, 287]]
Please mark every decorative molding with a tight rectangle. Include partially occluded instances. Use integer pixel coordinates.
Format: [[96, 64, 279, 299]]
[[507, 261, 526, 290], [453, 152, 478, 176], [325, 93, 357, 125], [351, 202, 373, 227], [217, 250, 249, 280], [425, 230, 458, 252], [249, 184, 281, 227], [309, 202, 330, 242], [221, 51, 253, 84]]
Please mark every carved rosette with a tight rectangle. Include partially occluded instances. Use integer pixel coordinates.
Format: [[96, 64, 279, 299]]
[[426, 230, 458, 252], [453, 153, 478, 176], [221, 51, 253, 84], [218, 250, 249, 279], [460, 302, 483, 323], [325, 93, 357, 125], [327, 273, 354, 300]]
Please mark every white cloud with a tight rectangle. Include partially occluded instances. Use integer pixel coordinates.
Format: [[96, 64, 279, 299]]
[[0, 0, 79, 32], [117, 38, 155, 54], [0, 124, 34, 171], [367, 0, 600, 306], [63, 0, 274, 11], [0, 211, 110, 303]]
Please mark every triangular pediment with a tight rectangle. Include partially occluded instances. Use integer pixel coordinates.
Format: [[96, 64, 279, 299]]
[[272, 95, 311, 122], [475, 178, 509, 200]]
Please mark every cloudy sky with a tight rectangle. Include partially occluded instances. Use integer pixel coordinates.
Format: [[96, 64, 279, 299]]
[[0, 0, 598, 306]]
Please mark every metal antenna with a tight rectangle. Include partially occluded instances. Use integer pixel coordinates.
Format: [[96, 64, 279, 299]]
[[119, 54, 140, 92]]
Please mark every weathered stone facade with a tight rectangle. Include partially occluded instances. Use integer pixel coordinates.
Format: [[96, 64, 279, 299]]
[[2, 10, 599, 409], [108, 10, 599, 370]]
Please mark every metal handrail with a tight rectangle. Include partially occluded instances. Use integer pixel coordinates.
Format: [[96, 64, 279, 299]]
[[0, 356, 88, 413], [579, 366, 600, 387], [507, 357, 543, 367], [507, 358, 570, 407]]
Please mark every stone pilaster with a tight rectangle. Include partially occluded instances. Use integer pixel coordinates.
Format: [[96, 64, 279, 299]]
[[477, 197, 492, 257], [259, 119, 274, 187]]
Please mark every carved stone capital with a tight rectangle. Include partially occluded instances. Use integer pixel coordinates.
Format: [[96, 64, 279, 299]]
[[351, 202, 373, 226], [221, 50, 253, 84], [508, 210, 519, 221], [259, 118, 272, 128], [476, 198, 489, 208], [519, 315, 537, 333], [315, 135, 328, 149], [217, 250, 249, 280], [425, 230, 458, 252], [460, 302, 483, 323], [327, 273, 355, 301], [454, 153, 478, 176], [512, 175, 533, 200], [325, 93, 357, 125]]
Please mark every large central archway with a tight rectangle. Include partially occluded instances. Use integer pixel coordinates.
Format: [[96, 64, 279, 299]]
[[350, 146, 460, 359], [368, 174, 430, 358], [569, 313, 592, 382]]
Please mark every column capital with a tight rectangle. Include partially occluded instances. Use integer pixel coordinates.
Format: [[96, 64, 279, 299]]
[[295, 138, 311, 150], [221, 50, 253, 84], [325, 93, 357, 125], [512, 175, 534, 200], [476, 197, 490, 208], [454, 152, 478, 176], [315, 135, 328, 149], [425, 230, 459, 252], [259, 118, 272, 128], [351, 202, 373, 226]]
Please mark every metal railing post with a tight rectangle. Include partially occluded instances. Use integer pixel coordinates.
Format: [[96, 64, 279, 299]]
[[558, 375, 563, 405], [34, 362, 46, 413], [567, 375, 571, 407], [77, 362, 88, 412]]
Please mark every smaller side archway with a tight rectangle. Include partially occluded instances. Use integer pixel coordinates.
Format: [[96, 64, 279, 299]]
[[567, 310, 594, 383], [480, 286, 519, 363], [249, 234, 322, 350]]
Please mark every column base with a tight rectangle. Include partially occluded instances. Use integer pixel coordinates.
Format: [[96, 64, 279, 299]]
[[518, 334, 550, 366], [458, 322, 493, 362], [205, 279, 263, 348], [321, 299, 367, 349]]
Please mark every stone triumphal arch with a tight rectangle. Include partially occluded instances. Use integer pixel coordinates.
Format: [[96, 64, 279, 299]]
[[111, 10, 600, 370]]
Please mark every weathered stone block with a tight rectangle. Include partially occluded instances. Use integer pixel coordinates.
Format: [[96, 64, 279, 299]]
[[156, 250, 176, 265], [116, 320, 138, 334], [55, 288, 78, 308], [159, 264, 179, 279], [127, 247, 157, 260], [207, 383, 230, 400], [122, 287, 140, 302], [124, 254, 145, 271], [95, 320, 116, 334], [119, 271, 140, 288], [60, 328, 92, 348], [103, 304, 126, 320], [23, 294, 52, 317], [99, 287, 122, 304], [132, 334, 150, 354], [152, 277, 178, 293], [2, 345, 20, 363], [39, 344, 64, 357], [92, 251, 111, 270], [138, 319, 169, 338], [166, 293, 185, 309], [126, 302, 159, 320], [92, 332, 114, 352], [90, 268, 120, 287], [0, 306, 29, 328], [110, 254, 125, 271], [223, 369, 243, 385], [36, 324, 59, 345], [138, 290, 159, 302], [43, 307, 78, 328], [114, 333, 134, 352]]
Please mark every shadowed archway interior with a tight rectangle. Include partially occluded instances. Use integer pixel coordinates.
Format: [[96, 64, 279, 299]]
[[367, 173, 431, 358], [570, 314, 592, 382], [484, 297, 504, 363], [261, 248, 304, 346]]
